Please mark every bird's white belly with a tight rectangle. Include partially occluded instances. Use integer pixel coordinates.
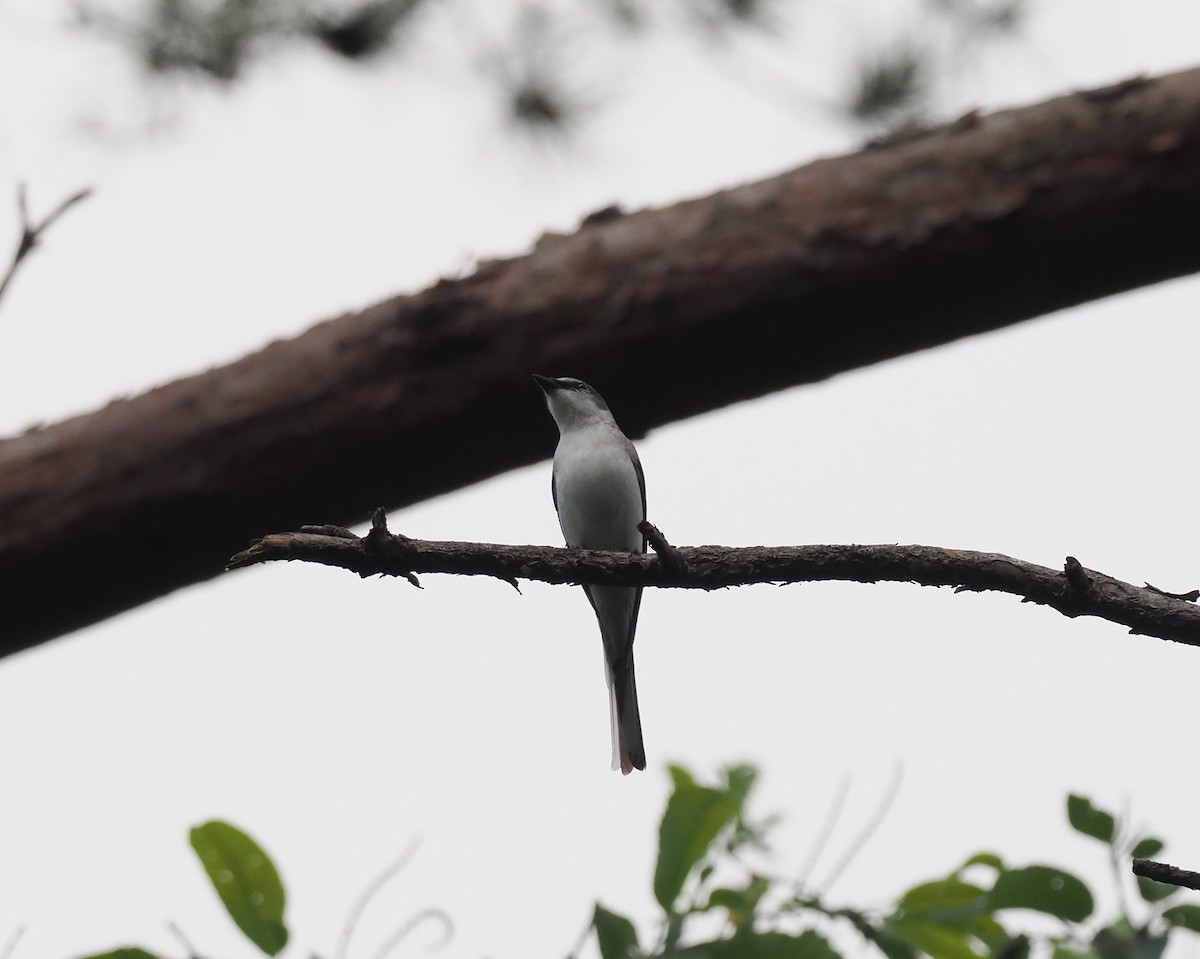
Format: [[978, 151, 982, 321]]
[[554, 440, 643, 552]]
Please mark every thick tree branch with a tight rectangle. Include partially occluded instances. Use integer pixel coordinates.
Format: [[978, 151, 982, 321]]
[[1132, 859, 1200, 892], [228, 514, 1200, 648], [5, 67, 1200, 652], [0, 183, 92, 307]]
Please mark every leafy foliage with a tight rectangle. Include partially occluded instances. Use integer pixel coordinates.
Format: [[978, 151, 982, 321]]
[[66, 774, 1200, 959], [77, 950, 167, 959], [1068, 795, 1117, 844], [849, 43, 927, 124], [584, 775, 1200, 959], [72, 0, 1028, 134], [595, 903, 641, 959], [655, 765, 743, 911]]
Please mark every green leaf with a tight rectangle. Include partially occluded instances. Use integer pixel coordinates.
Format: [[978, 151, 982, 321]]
[[1093, 924, 1167, 959], [725, 765, 758, 807], [1136, 875, 1178, 903], [988, 866, 1093, 922], [593, 903, 640, 959], [677, 929, 842, 959], [707, 888, 746, 911], [1131, 838, 1164, 859], [996, 935, 1031, 959], [1092, 929, 1128, 959], [887, 919, 983, 959], [654, 766, 740, 911], [750, 930, 843, 959], [76, 951, 167, 959], [962, 914, 1010, 952], [1163, 904, 1200, 933], [892, 876, 1007, 952], [1067, 795, 1116, 844], [962, 853, 1005, 872], [898, 878, 988, 919], [856, 922, 918, 959], [705, 876, 770, 925], [1051, 946, 1093, 959], [833, 907, 916, 959], [190, 820, 288, 955]]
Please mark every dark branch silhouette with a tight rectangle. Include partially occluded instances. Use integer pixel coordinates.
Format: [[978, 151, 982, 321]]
[[1133, 859, 1200, 892], [6, 67, 1200, 653], [0, 183, 92, 307], [227, 511, 1200, 648]]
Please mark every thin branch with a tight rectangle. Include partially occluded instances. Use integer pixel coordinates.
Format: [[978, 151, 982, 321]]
[[336, 837, 422, 959], [818, 764, 903, 895], [370, 908, 453, 959], [1132, 858, 1200, 892], [0, 183, 92, 307], [1144, 582, 1200, 602], [640, 519, 688, 575], [1, 928, 23, 959], [227, 513, 1200, 648], [797, 774, 852, 888], [167, 921, 201, 959]]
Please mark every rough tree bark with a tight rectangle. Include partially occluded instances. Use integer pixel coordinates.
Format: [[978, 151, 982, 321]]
[[225, 515, 1200, 648], [3, 67, 1200, 654]]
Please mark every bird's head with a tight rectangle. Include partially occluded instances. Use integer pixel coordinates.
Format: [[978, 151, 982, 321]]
[[533, 374, 614, 431]]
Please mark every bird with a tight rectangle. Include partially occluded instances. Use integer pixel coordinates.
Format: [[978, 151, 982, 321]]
[[533, 374, 647, 774]]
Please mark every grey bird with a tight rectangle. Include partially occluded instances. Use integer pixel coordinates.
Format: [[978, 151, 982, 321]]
[[534, 374, 647, 774]]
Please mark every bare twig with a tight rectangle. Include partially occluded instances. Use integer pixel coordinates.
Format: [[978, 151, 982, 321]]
[[227, 515, 1200, 648], [371, 908, 453, 959], [639, 519, 688, 575], [337, 837, 422, 959], [1133, 858, 1200, 892], [167, 921, 201, 959], [1, 927, 24, 959], [0, 183, 92, 307], [1144, 582, 1200, 602], [797, 774, 852, 888], [818, 764, 903, 895]]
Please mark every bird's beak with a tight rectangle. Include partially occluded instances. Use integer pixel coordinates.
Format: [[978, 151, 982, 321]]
[[532, 374, 558, 393]]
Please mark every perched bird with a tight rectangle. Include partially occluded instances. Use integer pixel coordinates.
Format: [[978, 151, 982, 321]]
[[534, 374, 647, 774]]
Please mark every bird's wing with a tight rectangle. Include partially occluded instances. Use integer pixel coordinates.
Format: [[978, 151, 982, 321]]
[[625, 436, 647, 552], [623, 436, 646, 640]]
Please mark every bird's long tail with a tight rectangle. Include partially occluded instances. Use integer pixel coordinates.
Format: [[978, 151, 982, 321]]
[[607, 656, 646, 775]]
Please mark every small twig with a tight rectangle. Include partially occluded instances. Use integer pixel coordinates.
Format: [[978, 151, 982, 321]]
[[639, 520, 688, 575], [1133, 858, 1200, 891], [0, 183, 92, 307], [568, 911, 594, 959], [819, 764, 903, 895], [1, 927, 24, 959], [1109, 810, 1132, 921], [370, 908, 453, 959], [797, 774, 852, 888], [167, 921, 202, 959], [337, 837, 422, 959], [1144, 582, 1200, 602], [365, 508, 420, 587], [300, 524, 359, 539]]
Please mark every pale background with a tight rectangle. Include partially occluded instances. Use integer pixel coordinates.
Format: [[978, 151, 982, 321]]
[[2, 2, 1199, 957]]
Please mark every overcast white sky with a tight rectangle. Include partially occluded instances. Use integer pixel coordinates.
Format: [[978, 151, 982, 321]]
[[2, 2, 1200, 958]]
